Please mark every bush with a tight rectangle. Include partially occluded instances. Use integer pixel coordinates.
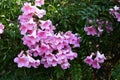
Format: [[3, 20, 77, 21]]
[[0, 0, 120, 80]]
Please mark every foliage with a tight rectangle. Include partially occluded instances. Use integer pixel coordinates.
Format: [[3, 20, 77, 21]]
[[0, 0, 120, 80], [112, 61, 120, 80]]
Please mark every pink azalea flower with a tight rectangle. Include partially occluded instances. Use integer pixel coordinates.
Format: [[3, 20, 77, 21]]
[[110, 6, 120, 22], [114, 5, 119, 11], [84, 26, 97, 36], [29, 29, 37, 38], [20, 18, 37, 35], [115, 12, 120, 22], [64, 31, 73, 39], [49, 25, 56, 31], [35, 0, 44, 7], [109, 8, 115, 14], [18, 14, 33, 23], [55, 42, 64, 50], [22, 35, 37, 47], [27, 54, 40, 68], [20, 24, 28, 35], [45, 53, 58, 67], [50, 58, 58, 67], [39, 20, 52, 30], [56, 51, 66, 59], [14, 51, 29, 68], [21, 3, 36, 15], [30, 45, 40, 57], [61, 62, 70, 69], [72, 37, 81, 48], [25, 18, 37, 29], [39, 43, 50, 56], [0, 23, 4, 34], [97, 26, 103, 37], [56, 51, 67, 64], [84, 53, 94, 66], [41, 58, 51, 68], [55, 32, 64, 44], [95, 51, 106, 63], [70, 37, 80, 47], [53, 33, 64, 50], [66, 51, 77, 60], [92, 59, 101, 69], [64, 31, 80, 47], [45, 52, 54, 61], [37, 29, 47, 40], [35, 9, 46, 18]]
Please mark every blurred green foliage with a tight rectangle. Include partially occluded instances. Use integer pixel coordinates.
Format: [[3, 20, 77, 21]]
[[0, 0, 120, 80]]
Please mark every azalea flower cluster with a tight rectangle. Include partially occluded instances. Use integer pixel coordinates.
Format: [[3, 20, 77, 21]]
[[110, 5, 120, 22], [0, 23, 4, 35], [84, 19, 113, 37], [14, 0, 80, 69], [14, 51, 40, 68], [84, 51, 106, 69]]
